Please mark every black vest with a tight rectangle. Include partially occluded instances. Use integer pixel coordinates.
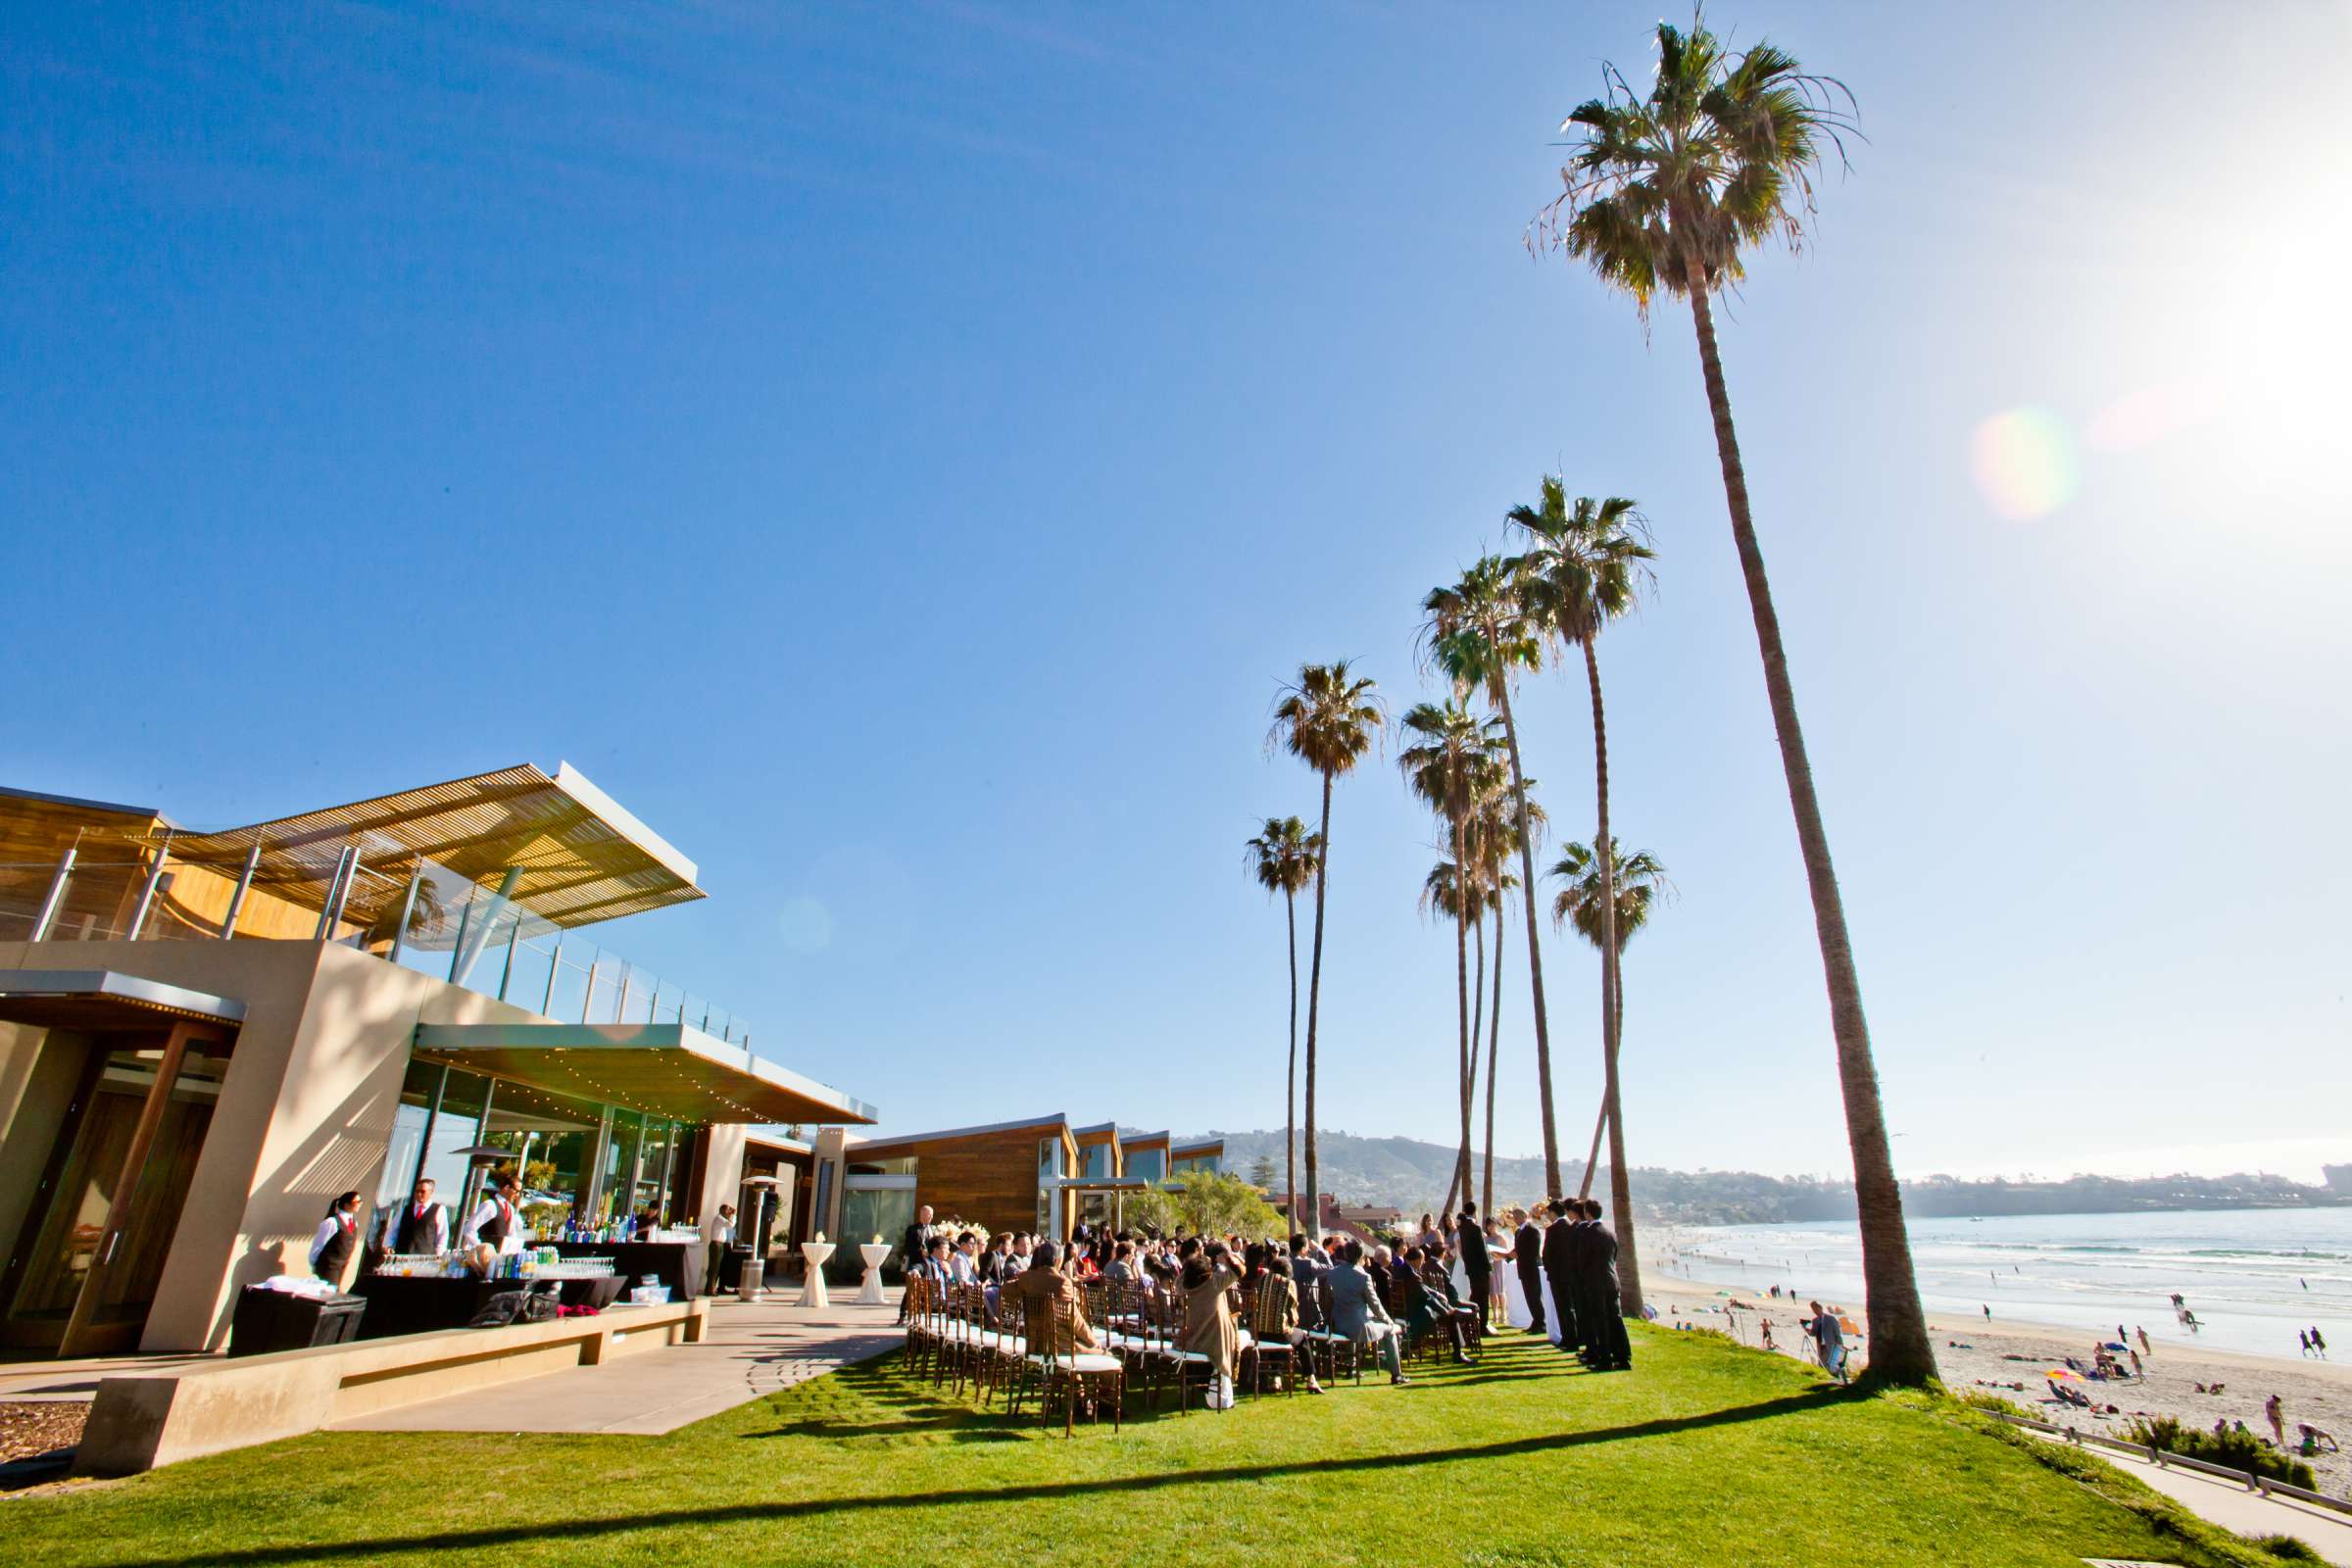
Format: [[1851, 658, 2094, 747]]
[[317, 1215, 356, 1281], [393, 1202, 442, 1252], [479, 1200, 514, 1248]]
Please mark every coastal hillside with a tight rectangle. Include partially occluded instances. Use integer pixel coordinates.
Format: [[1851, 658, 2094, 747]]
[[1179, 1127, 2351, 1225]]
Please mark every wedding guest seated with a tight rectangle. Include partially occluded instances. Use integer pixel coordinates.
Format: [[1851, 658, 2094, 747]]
[[1002, 1243, 1103, 1351], [1400, 1246, 1478, 1364], [1259, 1257, 1327, 1395], [1328, 1240, 1409, 1386]]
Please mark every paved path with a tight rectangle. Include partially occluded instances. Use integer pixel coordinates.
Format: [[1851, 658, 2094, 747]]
[[2032, 1431, 2352, 1567], [331, 1295, 903, 1436]]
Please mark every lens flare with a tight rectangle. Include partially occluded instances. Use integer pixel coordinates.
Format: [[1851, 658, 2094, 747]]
[[1970, 407, 2077, 521]]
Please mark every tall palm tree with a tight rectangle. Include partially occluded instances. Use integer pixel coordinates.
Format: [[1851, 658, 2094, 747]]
[[1421, 561, 1563, 1195], [1510, 481, 1651, 1313], [1550, 837, 1672, 1315], [1269, 662, 1385, 1235], [1466, 773, 1539, 1215], [1530, 19, 1935, 1385], [1245, 815, 1321, 1233], [1400, 702, 1503, 1206]]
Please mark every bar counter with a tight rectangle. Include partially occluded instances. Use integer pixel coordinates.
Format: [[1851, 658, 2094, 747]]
[[553, 1240, 704, 1302], [351, 1272, 626, 1338]]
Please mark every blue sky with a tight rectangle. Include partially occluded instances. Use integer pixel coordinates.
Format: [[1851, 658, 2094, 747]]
[[5, 2, 2346, 1185]]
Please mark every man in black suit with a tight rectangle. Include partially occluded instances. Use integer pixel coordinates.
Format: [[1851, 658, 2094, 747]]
[[1455, 1205, 1491, 1342], [1576, 1198, 1633, 1371], [895, 1204, 936, 1323], [1541, 1200, 1579, 1353], [1513, 1207, 1546, 1336]]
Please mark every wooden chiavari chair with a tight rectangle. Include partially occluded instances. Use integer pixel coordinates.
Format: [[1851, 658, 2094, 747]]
[[1010, 1293, 1123, 1437]]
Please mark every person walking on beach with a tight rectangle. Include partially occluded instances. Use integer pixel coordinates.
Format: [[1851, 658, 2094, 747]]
[[2312, 1326, 2328, 1358], [1805, 1298, 1846, 1383], [1982, 1304, 1990, 1323], [2136, 1326, 2151, 1355], [2301, 1330, 2314, 1357], [2128, 1348, 2143, 1379], [2267, 1394, 2286, 1447]]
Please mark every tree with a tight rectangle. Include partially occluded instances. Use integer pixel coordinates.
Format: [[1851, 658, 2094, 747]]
[[1531, 16, 1935, 1384], [1421, 560, 1563, 1195], [1550, 837, 1673, 1314], [1244, 814, 1321, 1230], [1466, 771, 1539, 1215], [1399, 701, 1503, 1206], [1247, 1153, 1278, 1190], [1126, 1169, 1288, 1242], [1510, 481, 1653, 1316], [1269, 662, 1385, 1238]]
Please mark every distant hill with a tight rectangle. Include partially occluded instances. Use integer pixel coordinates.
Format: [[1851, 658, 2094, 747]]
[[1175, 1128, 2352, 1225]]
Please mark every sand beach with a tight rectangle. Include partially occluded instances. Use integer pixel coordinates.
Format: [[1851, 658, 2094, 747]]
[[1645, 1274, 2352, 1498]]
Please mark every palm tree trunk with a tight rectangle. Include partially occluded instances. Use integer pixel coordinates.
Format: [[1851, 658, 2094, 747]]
[[1687, 270, 1933, 1385], [1482, 886, 1504, 1216], [1580, 967, 1626, 1194], [1285, 886, 1298, 1237], [1452, 816, 1472, 1212], [1467, 905, 1485, 1207], [1490, 669, 1561, 1195], [1302, 768, 1334, 1238], [1581, 640, 1641, 1315]]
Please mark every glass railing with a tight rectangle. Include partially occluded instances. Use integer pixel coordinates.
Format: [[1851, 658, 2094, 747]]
[[0, 835, 755, 1050]]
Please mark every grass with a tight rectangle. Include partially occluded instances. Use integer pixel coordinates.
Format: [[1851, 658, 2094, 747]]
[[3, 1326, 2301, 1567]]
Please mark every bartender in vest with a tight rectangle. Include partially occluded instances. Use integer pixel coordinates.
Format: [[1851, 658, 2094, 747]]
[[385, 1176, 449, 1255], [310, 1190, 364, 1288], [462, 1174, 527, 1260]]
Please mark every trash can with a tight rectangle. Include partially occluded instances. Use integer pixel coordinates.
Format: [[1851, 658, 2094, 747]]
[[228, 1285, 368, 1356], [736, 1258, 764, 1301]]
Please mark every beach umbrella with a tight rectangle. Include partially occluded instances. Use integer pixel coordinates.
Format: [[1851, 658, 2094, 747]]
[[2045, 1367, 2082, 1382]]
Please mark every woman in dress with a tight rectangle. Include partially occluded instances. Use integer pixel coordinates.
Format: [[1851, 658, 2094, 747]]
[[1488, 1216, 1523, 1331], [1181, 1241, 1245, 1409]]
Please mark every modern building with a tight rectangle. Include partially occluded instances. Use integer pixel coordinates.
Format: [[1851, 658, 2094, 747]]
[[828, 1117, 1228, 1251], [0, 767, 877, 1357]]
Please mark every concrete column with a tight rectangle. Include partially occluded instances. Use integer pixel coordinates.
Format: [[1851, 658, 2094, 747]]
[[694, 1124, 749, 1224]]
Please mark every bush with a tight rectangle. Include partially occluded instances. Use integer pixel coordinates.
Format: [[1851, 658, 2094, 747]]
[[1956, 1389, 2033, 1420], [2123, 1415, 2318, 1489]]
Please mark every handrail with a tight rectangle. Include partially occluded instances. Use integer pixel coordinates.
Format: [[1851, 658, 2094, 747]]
[[1986, 1410, 2352, 1518]]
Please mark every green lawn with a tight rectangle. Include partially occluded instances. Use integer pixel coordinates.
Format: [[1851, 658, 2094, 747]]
[[6, 1328, 2296, 1567]]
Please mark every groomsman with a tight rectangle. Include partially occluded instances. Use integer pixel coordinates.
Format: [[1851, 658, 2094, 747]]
[[1577, 1198, 1632, 1371], [1541, 1200, 1579, 1353], [1514, 1207, 1546, 1336]]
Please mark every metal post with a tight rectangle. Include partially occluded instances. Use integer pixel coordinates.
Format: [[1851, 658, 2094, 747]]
[[541, 933, 564, 1017], [386, 869, 424, 966], [614, 960, 633, 1023], [450, 866, 522, 987], [220, 840, 263, 939], [314, 847, 357, 940], [498, 920, 520, 1002], [29, 846, 77, 942], [125, 832, 172, 940]]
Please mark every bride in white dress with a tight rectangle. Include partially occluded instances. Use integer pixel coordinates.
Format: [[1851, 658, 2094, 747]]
[[1491, 1217, 1532, 1331]]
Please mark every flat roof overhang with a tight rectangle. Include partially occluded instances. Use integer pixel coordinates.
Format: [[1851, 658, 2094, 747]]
[[849, 1112, 1070, 1156], [412, 1021, 876, 1127], [166, 760, 705, 933], [0, 969, 247, 1031]]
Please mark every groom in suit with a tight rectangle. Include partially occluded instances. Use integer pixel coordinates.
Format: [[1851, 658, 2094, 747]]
[[1514, 1207, 1546, 1336]]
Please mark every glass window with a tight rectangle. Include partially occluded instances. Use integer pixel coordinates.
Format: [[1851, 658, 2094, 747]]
[[415, 1066, 494, 1212], [841, 1187, 914, 1251]]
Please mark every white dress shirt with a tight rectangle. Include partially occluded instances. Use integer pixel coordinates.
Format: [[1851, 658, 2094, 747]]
[[462, 1197, 525, 1254]]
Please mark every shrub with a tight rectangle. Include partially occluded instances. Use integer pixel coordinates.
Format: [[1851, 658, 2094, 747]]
[[1956, 1389, 2032, 1420], [2123, 1415, 2318, 1489]]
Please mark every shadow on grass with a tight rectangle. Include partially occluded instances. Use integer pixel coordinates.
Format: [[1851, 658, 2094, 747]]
[[112, 1387, 1844, 1567]]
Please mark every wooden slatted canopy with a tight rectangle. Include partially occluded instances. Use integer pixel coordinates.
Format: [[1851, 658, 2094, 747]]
[[165, 761, 703, 933]]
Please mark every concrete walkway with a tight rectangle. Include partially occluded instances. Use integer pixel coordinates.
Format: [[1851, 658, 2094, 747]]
[[330, 1294, 903, 1435], [2032, 1431, 2352, 1567]]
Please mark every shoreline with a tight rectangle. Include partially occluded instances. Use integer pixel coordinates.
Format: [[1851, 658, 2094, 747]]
[[1644, 1270, 2352, 1499]]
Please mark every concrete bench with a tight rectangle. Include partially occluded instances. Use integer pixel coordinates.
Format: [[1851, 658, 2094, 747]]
[[77, 1297, 709, 1475]]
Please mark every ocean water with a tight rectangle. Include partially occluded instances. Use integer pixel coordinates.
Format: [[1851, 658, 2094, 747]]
[[1654, 1208, 2352, 1361]]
